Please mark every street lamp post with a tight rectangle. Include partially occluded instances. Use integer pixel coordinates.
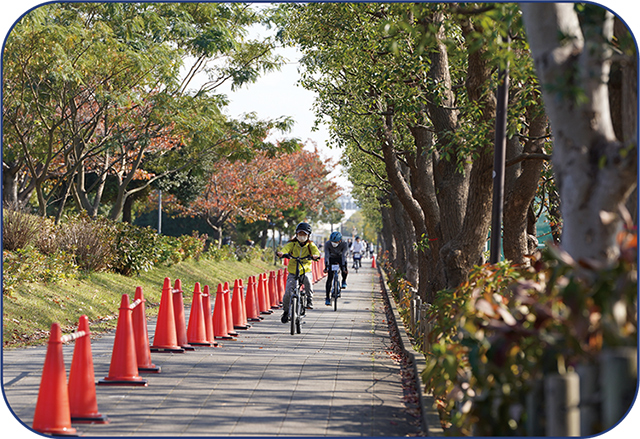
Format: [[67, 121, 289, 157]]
[[490, 37, 510, 264]]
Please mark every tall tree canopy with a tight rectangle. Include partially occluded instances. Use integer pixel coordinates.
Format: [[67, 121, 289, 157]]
[[165, 146, 341, 247], [3, 2, 295, 221], [278, 2, 550, 301]]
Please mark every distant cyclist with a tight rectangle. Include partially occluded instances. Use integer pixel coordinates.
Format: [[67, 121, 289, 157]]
[[323, 231, 349, 306], [276, 222, 321, 323], [351, 235, 364, 269]]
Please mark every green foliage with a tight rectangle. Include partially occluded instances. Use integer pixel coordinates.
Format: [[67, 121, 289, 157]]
[[107, 222, 161, 276], [205, 244, 237, 262], [111, 224, 208, 276], [3, 247, 77, 297], [177, 232, 208, 261], [419, 235, 637, 436]]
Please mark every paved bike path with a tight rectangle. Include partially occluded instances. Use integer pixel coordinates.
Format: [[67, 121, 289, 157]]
[[2, 263, 423, 436]]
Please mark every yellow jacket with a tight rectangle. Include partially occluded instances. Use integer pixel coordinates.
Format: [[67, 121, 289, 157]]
[[281, 240, 321, 275]]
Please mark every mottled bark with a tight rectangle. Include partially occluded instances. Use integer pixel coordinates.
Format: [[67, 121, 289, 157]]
[[503, 104, 548, 265], [521, 3, 637, 262]]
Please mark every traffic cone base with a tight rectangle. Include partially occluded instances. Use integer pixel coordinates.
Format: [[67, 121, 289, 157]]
[[71, 414, 110, 424], [97, 377, 148, 386], [150, 346, 185, 353], [138, 365, 161, 373]]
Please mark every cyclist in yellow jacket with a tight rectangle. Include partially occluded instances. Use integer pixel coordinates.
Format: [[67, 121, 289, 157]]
[[276, 222, 321, 323]]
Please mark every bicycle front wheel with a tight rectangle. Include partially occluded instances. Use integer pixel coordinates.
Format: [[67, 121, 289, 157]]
[[290, 296, 297, 335], [333, 277, 339, 312]]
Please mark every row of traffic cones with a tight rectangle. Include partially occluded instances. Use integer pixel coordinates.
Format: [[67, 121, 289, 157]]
[[31, 266, 324, 435]]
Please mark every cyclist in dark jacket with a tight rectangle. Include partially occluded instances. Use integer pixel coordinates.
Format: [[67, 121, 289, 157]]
[[323, 231, 349, 306]]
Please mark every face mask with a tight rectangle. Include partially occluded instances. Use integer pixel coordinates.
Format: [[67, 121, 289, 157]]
[[331, 242, 339, 247], [297, 234, 308, 243]]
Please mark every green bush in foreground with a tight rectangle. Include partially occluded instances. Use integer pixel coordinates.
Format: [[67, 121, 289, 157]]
[[421, 234, 637, 436]]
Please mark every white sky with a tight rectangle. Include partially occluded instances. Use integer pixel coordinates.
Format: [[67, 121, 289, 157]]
[[1, 2, 639, 438]]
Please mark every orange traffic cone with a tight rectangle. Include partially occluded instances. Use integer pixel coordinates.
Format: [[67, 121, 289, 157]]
[[311, 260, 317, 282], [213, 283, 233, 339], [257, 273, 271, 315], [245, 276, 261, 322], [372, 255, 376, 268], [98, 294, 148, 386], [239, 279, 249, 326], [187, 282, 213, 346], [268, 271, 280, 309], [132, 287, 160, 373], [68, 316, 109, 424], [201, 285, 218, 346], [276, 270, 285, 303], [231, 279, 249, 330], [151, 278, 185, 353], [32, 323, 77, 436], [265, 273, 274, 309], [173, 279, 195, 351], [223, 282, 239, 337]]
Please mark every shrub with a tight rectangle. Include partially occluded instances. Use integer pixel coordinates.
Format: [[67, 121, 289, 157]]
[[178, 232, 207, 261], [206, 244, 236, 262], [111, 222, 161, 276], [420, 234, 637, 436], [57, 214, 116, 272], [155, 235, 183, 266], [2, 206, 41, 251], [33, 216, 60, 255]]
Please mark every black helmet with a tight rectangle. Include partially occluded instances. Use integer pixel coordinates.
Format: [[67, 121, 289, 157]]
[[295, 222, 312, 235]]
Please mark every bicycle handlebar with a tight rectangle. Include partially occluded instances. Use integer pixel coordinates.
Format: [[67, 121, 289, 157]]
[[279, 253, 319, 261]]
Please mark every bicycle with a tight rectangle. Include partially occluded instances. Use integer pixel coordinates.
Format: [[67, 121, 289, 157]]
[[280, 253, 313, 335], [329, 263, 342, 311], [352, 251, 361, 273]]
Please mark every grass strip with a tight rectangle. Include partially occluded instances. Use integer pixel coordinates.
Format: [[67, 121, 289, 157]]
[[3, 256, 282, 348]]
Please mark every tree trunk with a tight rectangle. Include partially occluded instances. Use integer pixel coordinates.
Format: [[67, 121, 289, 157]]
[[2, 161, 21, 207], [439, 15, 496, 288], [389, 193, 418, 286], [503, 103, 548, 265], [521, 3, 637, 263], [407, 125, 446, 298], [424, 11, 469, 245], [380, 205, 398, 265], [380, 110, 430, 301]]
